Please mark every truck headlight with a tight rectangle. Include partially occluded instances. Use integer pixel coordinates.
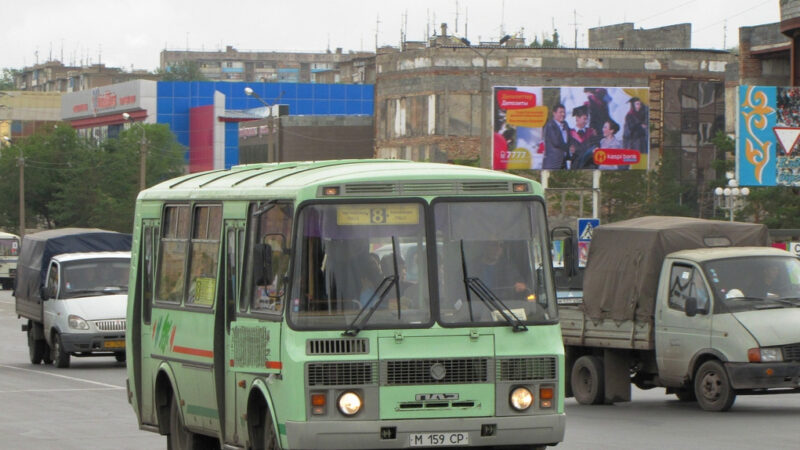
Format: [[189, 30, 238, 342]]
[[68, 314, 90, 330], [510, 387, 533, 411], [337, 391, 362, 416], [748, 347, 783, 363]]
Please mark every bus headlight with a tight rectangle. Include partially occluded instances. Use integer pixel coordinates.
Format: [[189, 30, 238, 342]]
[[510, 387, 533, 411], [337, 391, 362, 416]]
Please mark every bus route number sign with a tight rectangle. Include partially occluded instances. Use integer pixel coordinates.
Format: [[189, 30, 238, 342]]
[[337, 204, 419, 226], [409, 432, 468, 447]]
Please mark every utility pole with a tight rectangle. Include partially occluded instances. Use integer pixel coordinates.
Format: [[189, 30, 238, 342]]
[[122, 113, 147, 191], [19, 151, 24, 237]]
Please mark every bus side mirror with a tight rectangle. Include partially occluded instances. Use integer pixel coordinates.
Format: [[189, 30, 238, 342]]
[[253, 243, 274, 286]]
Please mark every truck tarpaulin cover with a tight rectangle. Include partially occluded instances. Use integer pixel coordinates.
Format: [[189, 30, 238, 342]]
[[581, 216, 768, 322], [15, 228, 131, 309]]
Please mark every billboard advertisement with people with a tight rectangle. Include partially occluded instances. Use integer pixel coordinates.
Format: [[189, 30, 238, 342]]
[[492, 86, 650, 171]]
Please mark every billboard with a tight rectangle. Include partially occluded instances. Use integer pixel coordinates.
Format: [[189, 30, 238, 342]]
[[492, 86, 650, 171], [738, 86, 800, 187]]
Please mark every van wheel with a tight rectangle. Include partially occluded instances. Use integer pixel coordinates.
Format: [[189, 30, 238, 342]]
[[27, 321, 45, 365], [52, 333, 71, 368], [571, 355, 605, 405], [694, 360, 736, 411]]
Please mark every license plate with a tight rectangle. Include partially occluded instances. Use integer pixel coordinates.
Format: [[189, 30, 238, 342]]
[[104, 340, 125, 349], [409, 432, 469, 447]]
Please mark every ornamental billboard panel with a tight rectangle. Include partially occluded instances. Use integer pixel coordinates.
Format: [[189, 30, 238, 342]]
[[737, 86, 800, 187], [492, 86, 650, 171]]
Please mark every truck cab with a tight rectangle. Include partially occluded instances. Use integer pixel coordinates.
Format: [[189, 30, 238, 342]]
[[654, 247, 800, 410], [41, 251, 131, 368]]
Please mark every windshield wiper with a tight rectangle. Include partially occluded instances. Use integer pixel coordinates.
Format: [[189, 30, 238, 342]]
[[343, 237, 403, 336], [459, 240, 527, 332], [342, 275, 397, 336]]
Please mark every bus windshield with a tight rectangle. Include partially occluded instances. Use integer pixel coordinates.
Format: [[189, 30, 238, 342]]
[[434, 200, 557, 326], [0, 238, 19, 257], [289, 202, 431, 329]]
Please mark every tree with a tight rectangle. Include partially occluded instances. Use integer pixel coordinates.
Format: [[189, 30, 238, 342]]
[[155, 60, 208, 81], [530, 30, 560, 48], [0, 68, 19, 90], [50, 124, 186, 232], [0, 124, 186, 234]]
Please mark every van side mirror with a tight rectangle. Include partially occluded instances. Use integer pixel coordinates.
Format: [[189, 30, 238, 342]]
[[40, 285, 51, 301], [562, 236, 576, 277], [685, 297, 698, 317], [253, 243, 274, 287]]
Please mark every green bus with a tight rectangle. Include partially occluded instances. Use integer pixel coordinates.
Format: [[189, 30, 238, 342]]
[[126, 160, 565, 449]]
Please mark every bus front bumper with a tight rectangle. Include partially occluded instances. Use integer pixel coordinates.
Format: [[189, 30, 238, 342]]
[[284, 413, 565, 449]]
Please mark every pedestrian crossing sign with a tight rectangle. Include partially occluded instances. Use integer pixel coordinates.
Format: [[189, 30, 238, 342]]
[[577, 218, 600, 242]]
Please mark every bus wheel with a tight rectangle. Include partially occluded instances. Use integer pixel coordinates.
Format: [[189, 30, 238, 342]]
[[27, 321, 45, 365], [52, 333, 71, 368], [250, 401, 281, 450], [571, 355, 605, 405]]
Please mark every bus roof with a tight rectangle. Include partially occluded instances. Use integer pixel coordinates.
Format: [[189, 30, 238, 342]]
[[0, 231, 19, 240], [139, 159, 542, 201]]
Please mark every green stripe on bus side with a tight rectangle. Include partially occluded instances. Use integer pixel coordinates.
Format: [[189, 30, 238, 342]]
[[278, 423, 286, 435], [185, 404, 218, 419]]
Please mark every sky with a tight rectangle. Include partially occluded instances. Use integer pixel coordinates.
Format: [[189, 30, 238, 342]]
[[1, 0, 780, 72]]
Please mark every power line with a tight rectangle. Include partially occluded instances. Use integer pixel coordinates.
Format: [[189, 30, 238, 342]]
[[695, 0, 772, 32], [634, 0, 698, 24]]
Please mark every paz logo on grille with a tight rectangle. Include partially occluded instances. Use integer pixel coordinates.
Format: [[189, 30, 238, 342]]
[[429, 362, 447, 381]]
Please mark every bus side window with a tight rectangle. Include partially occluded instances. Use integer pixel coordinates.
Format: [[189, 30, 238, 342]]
[[156, 204, 190, 303], [250, 203, 293, 314], [186, 205, 222, 307]]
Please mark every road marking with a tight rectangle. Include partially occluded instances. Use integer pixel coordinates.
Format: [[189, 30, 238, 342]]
[[0, 387, 121, 393], [0, 364, 124, 389]]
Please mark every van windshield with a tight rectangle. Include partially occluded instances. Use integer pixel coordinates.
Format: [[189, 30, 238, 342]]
[[60, 258, 131, 299], [705, 255, 800, 312]]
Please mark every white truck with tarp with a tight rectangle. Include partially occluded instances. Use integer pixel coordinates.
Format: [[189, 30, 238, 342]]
[[15, 228, 131, 368], [556, 216, 800, 411]]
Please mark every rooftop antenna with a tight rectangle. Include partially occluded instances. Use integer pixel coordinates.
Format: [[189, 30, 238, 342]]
[[465, 6, 469, 40], [426, 9, 430, 40], [570, 9, 580, 48], [60, 39, 64, 63], [455, 0, 459, 34], [35, 48, 39, 65], [500, 0, 506, 36], [375, 14, 381, 50], [49, 42, 52, 62], [723, 19, 727, 49]]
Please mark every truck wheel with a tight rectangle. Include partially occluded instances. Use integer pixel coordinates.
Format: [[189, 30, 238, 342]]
[[694, 360, 736, 411], [571, 355, 605, 405], [52, 333, 71, 368], [27, 321, 45, 365]]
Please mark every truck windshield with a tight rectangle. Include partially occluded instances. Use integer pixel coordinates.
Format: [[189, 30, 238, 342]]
[[705, 255, 800, 311], [289, 202, 431, 330], [0, 238, 19, 257], [60, 258, 131, 299], [434, 200, 556, 326]]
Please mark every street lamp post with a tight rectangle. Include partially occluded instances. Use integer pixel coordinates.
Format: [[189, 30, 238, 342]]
[[460, 36, 511, 169], [2, 136, 23, 236], [122, 113, 147, 191], [714, 176, 750, 222], [244, 87, 279, 162]]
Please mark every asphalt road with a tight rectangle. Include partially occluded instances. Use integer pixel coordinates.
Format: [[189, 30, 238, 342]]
[[1, 289, 798, 450]]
